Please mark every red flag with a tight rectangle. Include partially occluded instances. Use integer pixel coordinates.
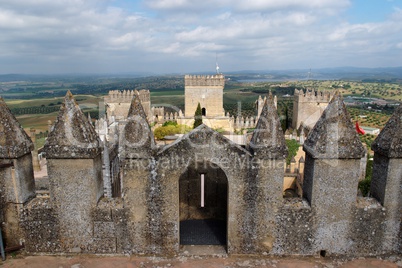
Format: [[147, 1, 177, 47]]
[[355, 122, 365, 135]]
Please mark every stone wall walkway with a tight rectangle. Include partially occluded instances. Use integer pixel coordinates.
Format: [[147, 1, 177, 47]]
[[1, 254, 401, 268]]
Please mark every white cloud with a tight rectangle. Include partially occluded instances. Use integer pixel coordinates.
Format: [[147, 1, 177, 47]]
[[232, 0, 351, 12], [0, 0, 400, 73]]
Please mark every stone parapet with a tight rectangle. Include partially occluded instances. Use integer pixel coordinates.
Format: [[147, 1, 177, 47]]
[[105, 89, 150, 103], [294, 89, 333, 102], [184, 74, 225, 87], [1, 90, 401, 257]]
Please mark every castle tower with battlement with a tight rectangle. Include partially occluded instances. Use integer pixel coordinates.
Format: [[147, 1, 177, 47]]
[[184, 74, 225, 117], [292, 89, 334, 131], [104, 89, 151, 121]]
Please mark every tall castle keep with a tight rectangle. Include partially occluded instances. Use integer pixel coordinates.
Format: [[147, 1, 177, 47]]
[[184, 74, 225, 117], [0, 90, 400, 256], [292, 89, 334, 131], [102, 74, 269, 132]]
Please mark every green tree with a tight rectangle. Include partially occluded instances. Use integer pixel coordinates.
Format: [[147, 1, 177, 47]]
[[193, 102, 203, 128], [285, 139, 299, 165]]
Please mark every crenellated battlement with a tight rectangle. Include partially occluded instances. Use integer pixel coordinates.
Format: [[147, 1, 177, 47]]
[[1, 90, 401, 257], [105, 89, 150, 103], [294, 88, 333, 102], [292, 89, 334, 129], [104, 89, 151, 121], [184, 74, 225, 87]]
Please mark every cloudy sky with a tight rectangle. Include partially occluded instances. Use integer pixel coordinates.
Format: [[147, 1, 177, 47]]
[[1, 0, 402, 74]]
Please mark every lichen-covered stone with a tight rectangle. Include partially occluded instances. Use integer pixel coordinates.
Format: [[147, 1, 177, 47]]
[[371, 104, 402, 157], [0, 97, 33, 158], [274, 198, 313, 255], [20, 198, 61, 253], [44, 91, 101, 158], [119, 93, 155, 159], [303, 91, 365, 159], [250, 92, 288, 159], [348, 197, 386, 255]]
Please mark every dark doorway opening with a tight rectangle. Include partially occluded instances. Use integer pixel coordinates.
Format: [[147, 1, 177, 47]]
[[179, 162, 227, 246], [201, 108, 206, 116]]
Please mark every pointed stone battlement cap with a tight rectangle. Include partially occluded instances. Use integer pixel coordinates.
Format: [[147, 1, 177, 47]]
[[249, 92, 288, 159], [0, 97, 34, 158], [44, 91, 101, 158], [371, 104, 402, 158], [303, 91, 365, 159], [119, 93, 155, 159]]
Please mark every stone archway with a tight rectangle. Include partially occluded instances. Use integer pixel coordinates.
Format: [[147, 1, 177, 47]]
[[179, 161, 228, 246]]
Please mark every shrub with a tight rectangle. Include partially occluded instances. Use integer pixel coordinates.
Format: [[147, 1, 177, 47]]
[[162, 120, 177, 127], [154, 124, 191, 140]]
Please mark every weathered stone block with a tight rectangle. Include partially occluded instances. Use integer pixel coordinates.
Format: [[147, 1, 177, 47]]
[[349, 197, 386, 255], [94, 221, 115, 238], [112, 207, 128, 223], [89, 238, 117, 253], [274, 198, 313, 255], [22, 220, 61, 253], [92, 207, 112, 221]]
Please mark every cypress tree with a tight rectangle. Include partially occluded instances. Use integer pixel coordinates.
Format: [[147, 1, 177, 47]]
[[193, 102, 203, 128]]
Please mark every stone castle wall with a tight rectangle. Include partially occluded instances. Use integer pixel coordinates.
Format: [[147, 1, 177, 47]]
[[0, 92, 401, 257], [292, 89, 333, 130], [105, 90, 151, 121]]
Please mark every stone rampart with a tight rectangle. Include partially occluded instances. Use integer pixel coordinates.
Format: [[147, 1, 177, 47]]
[[0, 91, 400, 257]]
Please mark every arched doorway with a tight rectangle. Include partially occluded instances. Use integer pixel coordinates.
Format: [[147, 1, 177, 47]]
[[179, 161, 227, 246], [201, 107, 206, 116]]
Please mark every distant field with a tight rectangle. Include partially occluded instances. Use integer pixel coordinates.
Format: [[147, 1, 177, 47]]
[[1, 77, 400, 148], [284, 80, 402, 101], [17, 113, 58, 133], [5, 95, 102, 134], [348, 107, 391, 129], [6, 95, 101, 108]]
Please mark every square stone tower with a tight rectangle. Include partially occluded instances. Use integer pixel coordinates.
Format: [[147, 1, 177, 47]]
[[184, 74, 225, 117], [292, 89, 333, 130]]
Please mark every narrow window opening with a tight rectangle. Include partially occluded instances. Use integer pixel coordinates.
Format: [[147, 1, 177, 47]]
[[200, 174, 205, 207], [201, 108, 206, 116], [358, 153, 373, 197], [320, 250, 326, 257]]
